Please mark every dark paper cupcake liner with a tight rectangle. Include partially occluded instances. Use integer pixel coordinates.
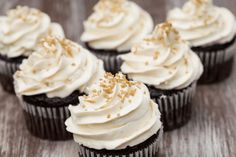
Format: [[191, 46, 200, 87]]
[[192, 37, 236, 84], [85, 43, 127, 74], [150, 83, 196, 131], [0, 55, 22, 93], [20, 91, 81, 140], [21, 103, 72, 140], [78, 128, 163, 157]]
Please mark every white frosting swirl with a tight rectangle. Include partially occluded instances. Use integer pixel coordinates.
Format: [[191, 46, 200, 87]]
[[65, 73, 162, 150], [14, 36, 105, 98], [81, 0, 154, 52], [120, 22, 203, 90], [0, 6, 64, 58], [167, 0, 236, 47]]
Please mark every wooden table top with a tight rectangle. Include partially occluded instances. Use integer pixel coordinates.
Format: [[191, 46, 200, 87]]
[[0, 0, 236, 156]]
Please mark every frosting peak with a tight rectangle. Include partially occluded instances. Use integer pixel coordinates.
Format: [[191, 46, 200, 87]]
[[120, 22, 203, 90], [191, 0, 212, 5], [65, 73, 162, 150], [167, 0, 236, 47], [81, 0, 154, 52], [143, 22, 181, 47], [14, 36, 105, 98], [95, 0, 126, 13], [7, 6, 43, 24], [0, 6, 64, 58]]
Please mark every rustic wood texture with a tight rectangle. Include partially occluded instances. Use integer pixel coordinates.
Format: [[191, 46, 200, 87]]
[[0, 0, 236, 156]]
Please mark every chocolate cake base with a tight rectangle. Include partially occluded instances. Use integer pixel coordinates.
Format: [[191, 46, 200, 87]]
[[150, 83, 196, 131], [78, 129, 162, 157], [85, 43, 128, 74], [21, 91, 82, 140], [0, 54, 26, 94], [192, 37, 236, 84]]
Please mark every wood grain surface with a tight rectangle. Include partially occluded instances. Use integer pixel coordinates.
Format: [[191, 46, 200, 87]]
[[0, 0, 236, 156]]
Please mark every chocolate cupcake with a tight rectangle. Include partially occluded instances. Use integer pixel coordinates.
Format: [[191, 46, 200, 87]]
[[14, 36, 105, 140], [167, 0, 236, 83], [0, 6, 64, 93], [120, 22, 203, 131], [81, 0, 154, 73], [65, 73, 162, 157]]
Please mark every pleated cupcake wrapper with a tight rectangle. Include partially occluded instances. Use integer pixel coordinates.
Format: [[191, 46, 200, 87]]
[[195, 42, 236, 83], [151, 83, 196, 131], [78, 128, 163, 157], [91, 52, 123, 74], [20, 101, 72, 140], [0, 59, 20, 76], [0, 59, 20, 93]]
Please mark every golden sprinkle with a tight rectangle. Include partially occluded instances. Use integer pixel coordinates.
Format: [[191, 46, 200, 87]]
[[82, 73, 140, 106], [107, 114, 111, 119], [85, 99, 95, 103], [39, 36, 79, 57], [145, 61, 149, 66], [64, 79, 71, 84], [144, 21, 182, 48], [153, 51, 159, 60], [7, 6, 42, 24], [184, 58, 188, 65], [192, 0, 210, 6], [45, 82, 50, 87], [95, 0, 126, 13]]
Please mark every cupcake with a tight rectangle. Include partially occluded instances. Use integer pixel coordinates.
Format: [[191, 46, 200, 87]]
[[167, 0, 236, 83], [14, 36, 105, 140], [81, 0, 154, 73], [120, 22, 203, 131], [65, 73, 162, 157], [0, 6, 64, 93]]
